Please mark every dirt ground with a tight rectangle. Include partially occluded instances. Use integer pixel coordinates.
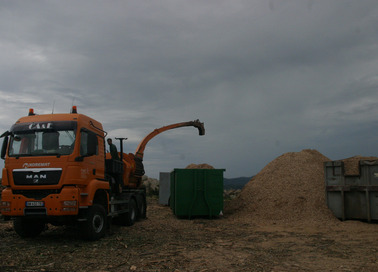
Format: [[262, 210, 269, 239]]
[[0, 196, 377, 272]]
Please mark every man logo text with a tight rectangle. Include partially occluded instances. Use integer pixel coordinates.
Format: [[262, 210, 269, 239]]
[[26, 174, 47, 179]]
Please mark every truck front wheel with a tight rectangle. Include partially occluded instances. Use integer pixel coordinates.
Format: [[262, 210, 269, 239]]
[[80, 204, 107, 241], [14, 218, 45, 238]]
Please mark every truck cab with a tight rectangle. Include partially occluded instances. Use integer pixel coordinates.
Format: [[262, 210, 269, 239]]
[[0, 107, 145, 240]]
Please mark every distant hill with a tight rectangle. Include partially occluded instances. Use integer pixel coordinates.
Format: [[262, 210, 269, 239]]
[[224, 177, 252, 190]]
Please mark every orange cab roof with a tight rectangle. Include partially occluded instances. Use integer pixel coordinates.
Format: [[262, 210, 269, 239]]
[[15, 112, 104, 132]]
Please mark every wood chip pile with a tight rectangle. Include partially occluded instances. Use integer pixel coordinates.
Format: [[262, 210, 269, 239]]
[[185, 163, 215, 169], [226, 149, 337, 225]]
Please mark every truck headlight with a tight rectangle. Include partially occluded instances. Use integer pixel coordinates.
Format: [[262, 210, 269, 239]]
[[1, 201, 10, 207], [1, 201, 11, 212]]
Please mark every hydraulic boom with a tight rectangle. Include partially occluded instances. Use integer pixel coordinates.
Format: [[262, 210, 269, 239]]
[[135, 119, 205, 160]]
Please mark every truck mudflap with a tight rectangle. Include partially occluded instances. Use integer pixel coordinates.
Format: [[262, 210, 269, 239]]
[[0, 186, 80, 217]]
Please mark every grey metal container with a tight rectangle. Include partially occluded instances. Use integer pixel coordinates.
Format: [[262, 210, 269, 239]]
[[159, 172, 170, 205], [325, 160, 378, 222]]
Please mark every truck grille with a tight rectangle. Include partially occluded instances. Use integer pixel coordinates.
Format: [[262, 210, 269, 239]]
[[13, 168, 62, 186], [13, 189, 60, 200]]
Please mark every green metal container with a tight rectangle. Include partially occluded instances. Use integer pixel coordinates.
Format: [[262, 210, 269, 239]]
[[170, 168, 225, 218]]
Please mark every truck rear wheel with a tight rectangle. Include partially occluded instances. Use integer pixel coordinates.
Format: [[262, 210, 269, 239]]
[[137, 196, 147, 220], [126, 198, 138, 226], [14, 218, 45, 238], [116, 198, 137, 226], [80, 204, 107, 241]]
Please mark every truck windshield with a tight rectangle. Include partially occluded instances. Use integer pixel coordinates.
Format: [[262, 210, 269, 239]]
[[9, 121, 77, 157]]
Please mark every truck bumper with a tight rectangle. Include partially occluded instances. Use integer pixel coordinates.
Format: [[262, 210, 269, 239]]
[[1, 186, 80, 217]]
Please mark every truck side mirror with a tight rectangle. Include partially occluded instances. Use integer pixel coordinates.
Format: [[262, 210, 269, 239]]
[[1, 135, 9, 160]]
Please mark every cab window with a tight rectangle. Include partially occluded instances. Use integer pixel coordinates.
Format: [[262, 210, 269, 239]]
[[80, 130, 98, 156]]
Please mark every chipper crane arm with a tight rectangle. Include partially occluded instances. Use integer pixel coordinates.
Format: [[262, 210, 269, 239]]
[[134, 119, 205, 160]]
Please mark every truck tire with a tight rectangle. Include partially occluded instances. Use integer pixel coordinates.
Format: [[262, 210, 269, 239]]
[[137, 196, 147, 220], [14, 218, 45, 238], [118, 198, 137, 226], [80, 204, 107, 241]]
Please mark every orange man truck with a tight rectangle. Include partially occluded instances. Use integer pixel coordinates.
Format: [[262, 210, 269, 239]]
[[0, 107, 204, 240]]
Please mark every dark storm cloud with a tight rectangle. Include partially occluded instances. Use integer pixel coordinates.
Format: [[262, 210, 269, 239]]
[[0, 0, 377, 178]]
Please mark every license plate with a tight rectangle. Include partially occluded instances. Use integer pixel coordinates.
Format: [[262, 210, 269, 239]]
[[26, 201, 44, 207]]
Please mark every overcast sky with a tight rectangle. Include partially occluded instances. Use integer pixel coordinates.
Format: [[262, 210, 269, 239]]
[[0, 0, 377, 179]]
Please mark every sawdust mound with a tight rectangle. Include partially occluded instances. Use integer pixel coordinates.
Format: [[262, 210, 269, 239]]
[[186, 163, 214, 169], [227, 149, 336, 225]]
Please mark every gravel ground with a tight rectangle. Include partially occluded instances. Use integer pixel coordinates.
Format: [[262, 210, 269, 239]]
[[0, 196, 378, 272]]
